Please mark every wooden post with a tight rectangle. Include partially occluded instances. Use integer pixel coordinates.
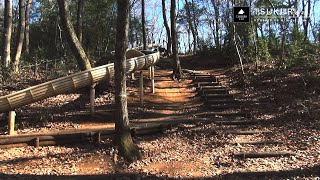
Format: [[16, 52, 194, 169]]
[[34, 137, 40, 148], [34, 62, 37, 78], [131, 72, 135, 80], [149, 66, 152, 79], [90, 84, 96, 116], [139, 70, 144, 107], [8, 111, 16, 135], [95, 131, 101, 144], [151, 65, 155, 93], [45, 59, 49, 79]]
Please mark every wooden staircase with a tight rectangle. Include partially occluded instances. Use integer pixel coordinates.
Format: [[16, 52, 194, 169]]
[[188, 71, 295, 159]]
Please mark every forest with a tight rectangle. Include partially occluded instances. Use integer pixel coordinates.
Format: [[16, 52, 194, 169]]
[[0, 0, 319, 179]]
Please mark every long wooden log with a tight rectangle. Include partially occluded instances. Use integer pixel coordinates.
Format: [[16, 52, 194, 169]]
[[233, 152, 295, 159], [0, 143, 29, 149], [230, 140, 283, 145], [215, 120, 257, 125], [224, 130, 270, 135]]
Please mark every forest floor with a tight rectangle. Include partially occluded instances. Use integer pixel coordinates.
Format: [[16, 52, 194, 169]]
[[0, 55, 320, 179]]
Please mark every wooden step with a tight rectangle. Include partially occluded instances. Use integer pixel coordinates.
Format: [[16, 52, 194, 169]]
[[224, 130, 270, 135], [205, 99, 239, 104], [207, 111, 248, 117], [202, 94, 234, 101], [200, 89, 228, 95], [215, 120, 257, 125], [192, 74, 212, 78], [207, 104, 241, 110], [233, 151, 295, 159], [196, 86, 227, 91], [193, 78, 218, 82], [194, 82, 219, 87], [230, 140, 283, 145]]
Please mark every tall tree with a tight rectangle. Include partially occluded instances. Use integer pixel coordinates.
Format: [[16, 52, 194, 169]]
[[114, 0, 141, 162], [302, 0, 311, 42], [76, 0, 83, 43], [12, 0, 26, 72], [57, 0, 91, 71], [24, 0, 32, 57], [2, 0, 13, 68], [210, 0, 221, 49], [184, 0, 197, 54], [161, 0, 171, 55], [141, 0, 147, 49], [171, 0, 183, 80]]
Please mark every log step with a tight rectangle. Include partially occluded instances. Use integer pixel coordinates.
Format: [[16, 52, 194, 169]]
[[193, 78, 218, 82], [205, 99, 239, 104], [192, 74, 212, 78], [224, 130, 271, 135], [233, 151, 295, 159], [230, 140, 283, 145], [207, 111, 248, 117], [200, 89, 228, 95], [196, 86, 227, 90], [194, 82, 219, 87], [207, 104, 241, 110], [202, 94, 234, 100], [215, 120, 257, 125]]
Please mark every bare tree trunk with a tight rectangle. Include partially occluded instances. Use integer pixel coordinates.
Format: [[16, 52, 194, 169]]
[[161, 0, 171, 55], [184, 0, 197, 54], [188, 28, 191, 54], [191, 0, 199, 51], [141, 0, 147, 50], [76, 0, 83, 44], [233, 24, 245, 75], [171, 0, 183, 80], [211, 0, 220, 50], [302, 0, 311, 42], [24, 0, 31, 57], [2, 0, 13, 68], [114, 0, 141, 162], [12, 0, 26, 72], [57, 0, 91, 71]]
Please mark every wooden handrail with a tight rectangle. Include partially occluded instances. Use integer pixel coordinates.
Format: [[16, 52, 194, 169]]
[[0, 52, 160, 113]]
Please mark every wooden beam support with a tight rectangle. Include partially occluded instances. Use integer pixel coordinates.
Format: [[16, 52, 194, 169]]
[[139, 70, 144, 107], [149, 66, 152, 79], [131, 72, 135, 80], [8, 111, 16, 135], [151, 65, 155, 93], [90, 84, 96, 116]]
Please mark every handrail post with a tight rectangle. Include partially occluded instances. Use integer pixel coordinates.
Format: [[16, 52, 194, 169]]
[[90, 84, 96, 116], [151, 65, 155, 93], [8, 111, 16, 135], [139, 70, 144, 107], [149, 66, 152, 79], [131, 72, 135, 80]]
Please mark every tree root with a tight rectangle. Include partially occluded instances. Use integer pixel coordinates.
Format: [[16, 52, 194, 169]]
[[114, 128, 142, 163]]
